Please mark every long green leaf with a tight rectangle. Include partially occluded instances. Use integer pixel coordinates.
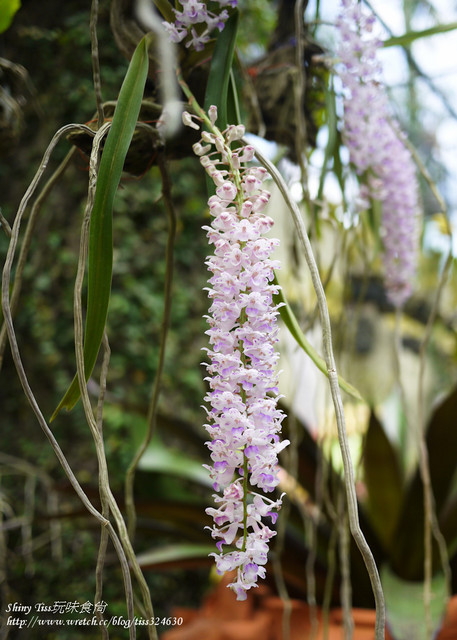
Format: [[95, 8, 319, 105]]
[[151, 0, 174, 23], [390, 385, 457, 579], [439, 493, 457, 560], [137, 433, 213, 487], [317, 75, 337, 203], [273, 274, 363, 401], [202, 11, 239, 198], [362, 411, 404, 553], [204, 10, 239, 131], [51, 36, 150, 420], [137, 544, 215, 569]]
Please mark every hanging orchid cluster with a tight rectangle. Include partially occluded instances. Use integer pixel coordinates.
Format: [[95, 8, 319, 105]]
[[182, 106, 288, 600], [162, 0, 237, 51], [337, 0, 420, 307]]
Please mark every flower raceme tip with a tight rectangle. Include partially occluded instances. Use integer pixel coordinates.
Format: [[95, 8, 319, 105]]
[[162, 0, 237, 51]]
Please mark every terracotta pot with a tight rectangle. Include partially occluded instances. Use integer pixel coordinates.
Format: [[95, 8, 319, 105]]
[[161, 574, 457, 640], [437, 596, 457, 640]]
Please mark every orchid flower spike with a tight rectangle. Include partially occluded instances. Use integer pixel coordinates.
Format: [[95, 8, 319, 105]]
[[336, 0, 421, 307], [184, 105, 289, 599], [162, 0, 237, 52]]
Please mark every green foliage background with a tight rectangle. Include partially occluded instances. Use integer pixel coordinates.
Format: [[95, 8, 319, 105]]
[[0, 1, 213, 634]]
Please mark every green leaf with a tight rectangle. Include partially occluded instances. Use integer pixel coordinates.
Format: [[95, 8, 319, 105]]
[[202, 11, 238, 198], [137, 543, 215, 570], [384, 22, 457, 48], [151, 0, 174, 23], [440, 493, 457, 559], [51, 36, 150, 420], [381, 565, 447, 640], [317, 75, 337, 203], [273, 274, 363, 401], [362, 411, 404, 553], [137, 433, 212, 487], [227, 68, 242, 126], [424, 385, 457, 514], [204, 10, 239, 131], [0, 0, 20, 33], [390, 385, 457, 579]]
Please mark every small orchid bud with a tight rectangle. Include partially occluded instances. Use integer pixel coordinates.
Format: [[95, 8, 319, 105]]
[[182, 111, 200, 130], [201, 131, 216, 144], [193, 142, 212, 156], [208, 105, 218, 125]]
